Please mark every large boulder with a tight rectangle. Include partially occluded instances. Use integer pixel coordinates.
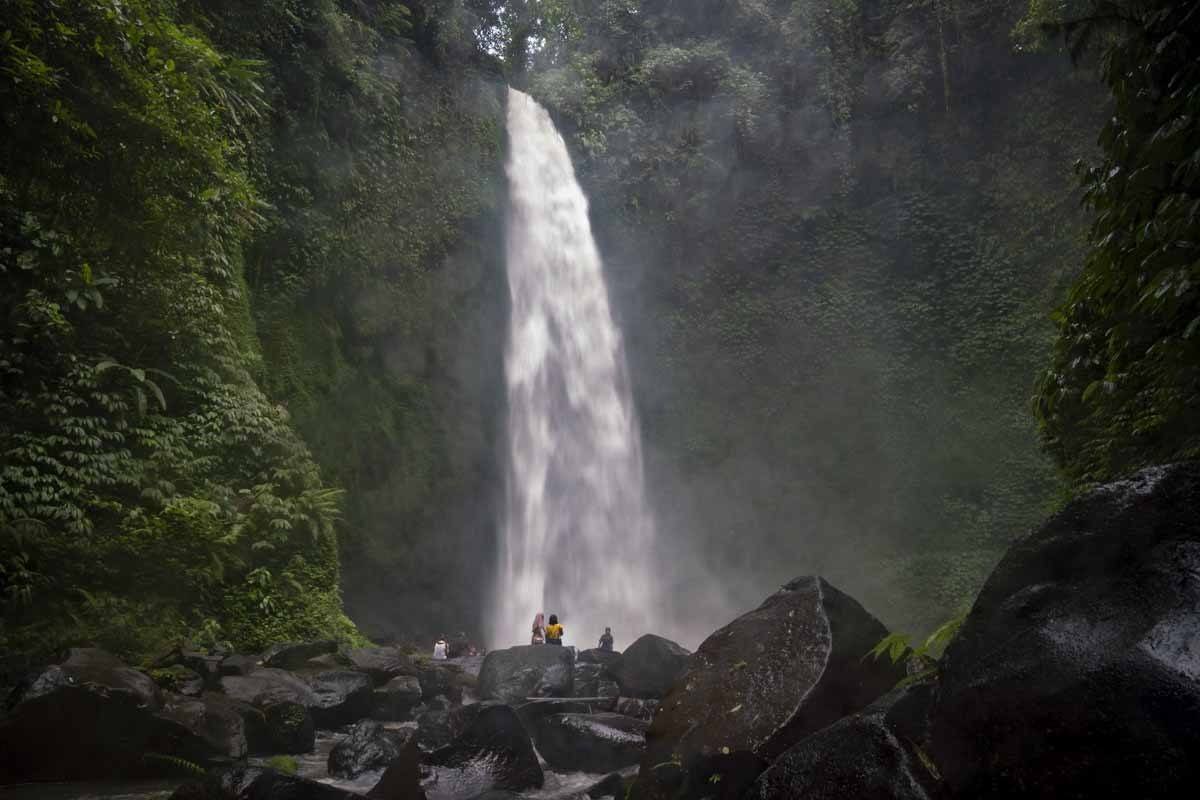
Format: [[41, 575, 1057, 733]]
[[367, 730, 426, 800], [347, 647, 417, 686], [171, 765, 360, 800], [372, 675, 424, 721], [928, 463, 1200, 799], [416, 702, 492, 751], [220, 655, 259, 677], [614, 697, 659, 722], [513, 696, 618, 731], [417, 662, 467, 704], [329, 720, 414, 779], [613, 635, 689, 700], [307, 670, 374, 727], [534, 712, 648, 773], [262, 641, 338, 671], [154, 692, 250, 762], [0, 649, 247, 781], [578, 648, 623, 670], [422, 703, 543, 799], [220, 669, 317, 754], [629, 577, 904, 800], [573, 662, 620, 699], [749, 683, 943, 800], [478, 645, 574, 703]]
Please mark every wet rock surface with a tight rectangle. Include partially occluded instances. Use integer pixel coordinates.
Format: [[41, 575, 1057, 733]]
[[373, 675, 424, 721], [612, 635, 689, 700], [328, 720, 413, 779], [749, 683, 942, 800], [533, 712, 648, 773], [348, 647, 417, 686], [421, 703, 543, 799], [572, 663, 620, 699], [927, 463, 1200, 799], [613, 698, 659, 722], [478, 646, 574, 704], [307, 670, 374, 728], [263, 642, 338, 671], [629, 577, 903, 800]]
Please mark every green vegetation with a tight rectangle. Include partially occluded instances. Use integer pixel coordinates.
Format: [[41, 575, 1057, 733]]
[[521, 0, 1103, 632], [266, 755, 299, 775], [1033, 0, 1200, 486]]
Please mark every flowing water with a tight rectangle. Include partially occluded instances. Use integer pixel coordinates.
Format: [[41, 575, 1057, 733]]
[[491, 89, 663, 650]]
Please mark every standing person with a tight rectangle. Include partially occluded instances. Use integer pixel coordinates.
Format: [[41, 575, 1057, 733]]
[[432, 637, 449, 661], [599, 627, 614, 651], [531, 613, 546, 645], [545, 614, 564, 646]]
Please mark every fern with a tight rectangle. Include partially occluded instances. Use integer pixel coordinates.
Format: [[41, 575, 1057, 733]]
[[143, 753, 206, 777]]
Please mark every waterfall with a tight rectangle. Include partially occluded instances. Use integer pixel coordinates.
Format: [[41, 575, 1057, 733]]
[[490, 88, 661, 650]]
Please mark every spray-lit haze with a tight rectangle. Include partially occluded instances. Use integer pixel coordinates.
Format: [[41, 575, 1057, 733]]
[[491, 89, 683, 650]]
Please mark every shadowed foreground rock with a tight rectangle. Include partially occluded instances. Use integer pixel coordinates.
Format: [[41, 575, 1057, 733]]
[[629, 577, 903, 800], [0, 648, 246, 781], [928, 463, 1200, 799], [478, 645, 574, 703], [749, 684, 943, 800], [613, 635, 689, 700], [307, 670, 374, 727], [421, 703, 543, 799], [534, 712, 648, 773]]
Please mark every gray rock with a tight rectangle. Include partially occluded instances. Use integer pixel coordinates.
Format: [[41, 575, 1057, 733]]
[[372, 675, 423, 721], [307, 670, 374, 727], [612, 635, 689, 700], [329, 720, 414, 779], [220, 655, 259, 677], [263, 641, 338, 671], [533, 712, 648, 773], [749, 683, 943, 799], [421, 704, 542, 799], [220, 669, 317, 754], [613, 697, 659, 722], [347, 647, 417, 686], [155, 692, 249, 761], [928, 463, 1200, 799], [629, 578, 903, 800], [478, 646, 574, 704]]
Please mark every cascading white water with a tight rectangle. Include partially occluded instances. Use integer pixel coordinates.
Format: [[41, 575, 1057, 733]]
[[490, 89, 661, 649]]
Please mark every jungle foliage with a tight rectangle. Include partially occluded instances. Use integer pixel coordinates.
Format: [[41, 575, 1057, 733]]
[[1033, 0, 1200, 486], [520, 0, 1105, 632]]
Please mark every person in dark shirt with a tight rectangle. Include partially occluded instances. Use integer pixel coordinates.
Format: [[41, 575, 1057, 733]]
[[598, 627, 614, 651]]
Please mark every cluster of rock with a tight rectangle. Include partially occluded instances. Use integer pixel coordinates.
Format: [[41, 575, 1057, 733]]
[[3, 463, 1198, 799]]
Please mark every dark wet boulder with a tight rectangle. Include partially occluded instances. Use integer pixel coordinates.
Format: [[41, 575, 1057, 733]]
[[749, 683, 943, 800], [220, 655, 259, 677], [153, 664, 206, 697], [304, 653, 353, 672], [927, 463, 1200, 799], [572, 662, 620, 698], [155, 649, 224, 690], [260, 701, 316, 754], [513, 696, 618, 730], [171, 765, 361, 800], [367, 730, 426, 800], [307, 670, 374, 727], [534, 712, 648, 773], [153, 692, 250, 762], [373, 675, 424, 721], [220, 668, 317, 753], [578, 648, 623, 670], [417, 662, 467, 704], [416, 702, 491, 751], [614, 697, 659, 722], [629, 577, 904, 800], [348, 647, 417, 686], [422, 703, 543, 799], [263, 641, 338, 671], [613, 635, 689, 700], [478, 645, 574, 703], [0, 649, 250, 781], [221, 668, 317, 707], [329, 720, 415, 779]]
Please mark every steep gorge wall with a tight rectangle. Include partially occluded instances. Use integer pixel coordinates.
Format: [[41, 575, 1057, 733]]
[[527, 0, 1105, 633]]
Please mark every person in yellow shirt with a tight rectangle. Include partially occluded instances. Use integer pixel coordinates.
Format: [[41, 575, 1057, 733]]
[[545, 614, 564, 646]]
